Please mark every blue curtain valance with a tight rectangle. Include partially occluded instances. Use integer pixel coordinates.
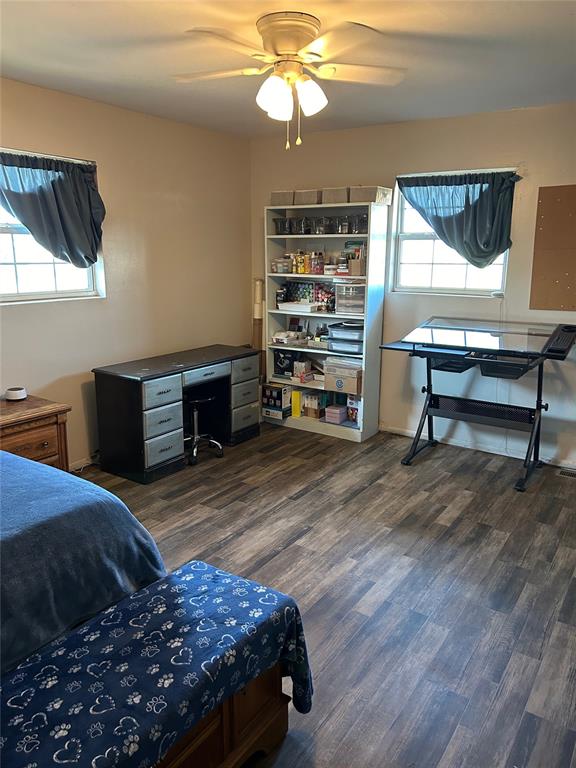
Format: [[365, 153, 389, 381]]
[[397, 171, 521, 269], [0, 151, 106, 268]]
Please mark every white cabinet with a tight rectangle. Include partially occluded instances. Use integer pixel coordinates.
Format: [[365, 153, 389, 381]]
[[263, 200, 390, 442]]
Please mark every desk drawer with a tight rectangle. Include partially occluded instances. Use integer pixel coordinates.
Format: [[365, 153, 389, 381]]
[[1, 424, 58, 461], [182, 362, 231, 387], [144, 428, 184, 468], [231, 355, 259, 384], [142, 375, 182, 410], [231, 402, 259, 433], [143, 402, 183, 439], [231, 379, 258, 409]]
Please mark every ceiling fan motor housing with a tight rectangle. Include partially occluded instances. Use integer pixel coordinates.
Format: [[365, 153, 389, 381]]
[[256, 12, 321, 56]]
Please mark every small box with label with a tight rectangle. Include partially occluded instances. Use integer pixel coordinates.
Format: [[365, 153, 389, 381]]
[[261, 384, 292, 420], [346, 395, 363, 425]]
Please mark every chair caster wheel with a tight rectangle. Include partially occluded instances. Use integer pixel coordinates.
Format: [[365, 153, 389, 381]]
[[217, 450, 224, 459], [189, 456, 198, 466]]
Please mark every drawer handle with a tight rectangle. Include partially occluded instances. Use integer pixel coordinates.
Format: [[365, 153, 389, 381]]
[[156, 389, 172, 395], [41, 441, 49, 448], [158, 418, 172, 425], [203, 371, 215, 378], [241, 367, 251, 373], [159, 445, 173, 453], [242, 415, 252, 422]]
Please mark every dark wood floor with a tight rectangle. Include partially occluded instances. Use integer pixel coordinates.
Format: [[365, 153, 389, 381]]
[[85, 426, 576, 768]]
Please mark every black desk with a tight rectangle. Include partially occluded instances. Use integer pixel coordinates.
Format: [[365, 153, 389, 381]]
[[381, 317, 576, 491], [93, 345, 260, 483]]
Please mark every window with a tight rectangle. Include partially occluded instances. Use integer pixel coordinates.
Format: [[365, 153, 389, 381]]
[[393, 192, 507, 295], [0, 205, 100, 303]]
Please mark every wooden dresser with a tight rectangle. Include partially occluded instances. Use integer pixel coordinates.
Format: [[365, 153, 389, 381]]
[[0, 395, 71, 470]]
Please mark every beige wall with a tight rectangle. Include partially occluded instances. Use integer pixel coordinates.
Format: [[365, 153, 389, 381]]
[[0, 78, 252, 466], [250, 103, 576, 466], [2, 81, 574, 469]]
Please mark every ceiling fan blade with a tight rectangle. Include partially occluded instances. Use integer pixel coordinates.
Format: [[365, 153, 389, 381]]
[[310, 63, 406, 86], [185, 27, 274, 62], [299, 21, 386, 62], [174, 66, 271, 83]]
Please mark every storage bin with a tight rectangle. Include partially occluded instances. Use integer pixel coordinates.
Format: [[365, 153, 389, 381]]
[[324, 405, 348, 424], [322, 187, 349, 204], [328, 339, 363, 354], [294, 189, 322, 205], [270, 190, 294, 206], [349, 186, 393, 204], [335, 284, 366, 314], [328, 322, 364, 341]]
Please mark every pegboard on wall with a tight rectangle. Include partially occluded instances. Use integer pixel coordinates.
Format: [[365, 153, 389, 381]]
[[530, 184, 576, 311]]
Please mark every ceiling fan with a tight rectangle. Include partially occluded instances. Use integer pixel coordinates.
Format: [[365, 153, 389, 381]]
[[174, 11, 406, 148]]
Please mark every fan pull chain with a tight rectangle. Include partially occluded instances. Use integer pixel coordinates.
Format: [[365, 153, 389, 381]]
[[285, 120, 290, 151], [296, 102, 302, 146]]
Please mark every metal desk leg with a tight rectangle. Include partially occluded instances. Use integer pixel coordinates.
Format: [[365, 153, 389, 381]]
[[515, 362, 547, 492], [401, 358, 439, 466]]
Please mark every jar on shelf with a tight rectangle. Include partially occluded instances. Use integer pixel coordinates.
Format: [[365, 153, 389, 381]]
[[273, 217, 291, 235], [351, 213, 369, 234], [312, 217, 326, 234], [290, 216, 312, 235], [336, 215, 350, 235]]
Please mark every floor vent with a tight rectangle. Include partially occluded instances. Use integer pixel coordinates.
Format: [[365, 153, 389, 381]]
[[558, 468, 576, 479]]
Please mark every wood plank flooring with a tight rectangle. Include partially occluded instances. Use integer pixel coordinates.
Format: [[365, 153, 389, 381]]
[[84, 426, 576, 768]]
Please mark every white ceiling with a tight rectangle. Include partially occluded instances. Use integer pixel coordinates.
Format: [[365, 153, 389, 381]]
[[1, 1, 575, 136]]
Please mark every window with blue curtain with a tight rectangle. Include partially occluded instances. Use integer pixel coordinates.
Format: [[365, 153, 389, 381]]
[[397, 171, 521, 269], [0, 150, 106, 302]]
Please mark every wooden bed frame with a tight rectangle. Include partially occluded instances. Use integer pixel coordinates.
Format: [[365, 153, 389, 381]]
[[159, 664, 289, 768]]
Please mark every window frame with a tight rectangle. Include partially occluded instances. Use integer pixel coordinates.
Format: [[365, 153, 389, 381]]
[[391, 183, 508, 298], [0, 214, 103, 305]]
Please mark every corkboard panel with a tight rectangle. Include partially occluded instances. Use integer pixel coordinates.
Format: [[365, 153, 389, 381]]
[[530, 184, 576, 311]]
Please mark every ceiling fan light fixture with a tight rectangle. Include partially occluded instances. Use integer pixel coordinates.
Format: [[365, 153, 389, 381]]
[[295, 74, 328, 116], [266, 88, 294, 122], [256, 72, 292, 117]]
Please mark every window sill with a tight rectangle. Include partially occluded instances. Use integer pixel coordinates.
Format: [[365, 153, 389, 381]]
[[391, 289, 504, 299], [0, 293, 106, 307]]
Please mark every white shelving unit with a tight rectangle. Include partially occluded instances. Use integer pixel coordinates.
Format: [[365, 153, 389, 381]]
[[263, 200, 390, 442]]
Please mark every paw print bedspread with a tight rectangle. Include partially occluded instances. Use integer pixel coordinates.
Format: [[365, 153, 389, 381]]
[[0, 560, 313, 767]]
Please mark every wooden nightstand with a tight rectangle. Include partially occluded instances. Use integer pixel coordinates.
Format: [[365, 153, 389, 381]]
[[0, 395, 71, 471]]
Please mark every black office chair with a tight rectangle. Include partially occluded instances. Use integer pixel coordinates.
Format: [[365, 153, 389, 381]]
[[186, 395, 224, 465]]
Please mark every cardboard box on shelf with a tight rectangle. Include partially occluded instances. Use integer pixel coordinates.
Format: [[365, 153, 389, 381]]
[[349, 185, 393, 204], [324, 370, 363, 396], [346, 395, 363, 424], [270, 190, 294, 206], [261, 384, 292, 420], [291, 389, 302, 418], [302, 390, 330, 419], [322, 187, 349, 203], [294, 189, 322, 205]]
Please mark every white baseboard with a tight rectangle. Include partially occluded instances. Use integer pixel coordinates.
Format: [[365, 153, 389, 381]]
[[70, 456, 94, 472], [378, 423, 575, 470]]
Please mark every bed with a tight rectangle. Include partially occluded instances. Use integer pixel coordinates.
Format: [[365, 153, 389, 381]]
[[0, 450, 166, 672], [0, 452, 313, 767]]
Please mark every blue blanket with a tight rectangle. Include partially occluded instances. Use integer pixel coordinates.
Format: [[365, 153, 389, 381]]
[[0, 451, 166, 672], [0, 560, 313, 767]]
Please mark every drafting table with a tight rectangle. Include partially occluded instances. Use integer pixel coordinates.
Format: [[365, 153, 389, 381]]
[[381, 317, 576, 491]]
